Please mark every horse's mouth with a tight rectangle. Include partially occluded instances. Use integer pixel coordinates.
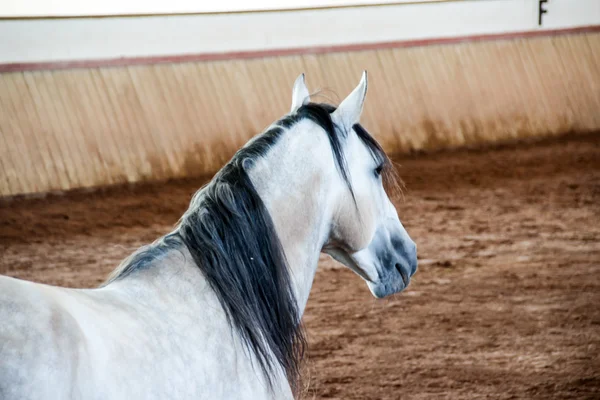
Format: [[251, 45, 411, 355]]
[[395, 263, 409, 286]]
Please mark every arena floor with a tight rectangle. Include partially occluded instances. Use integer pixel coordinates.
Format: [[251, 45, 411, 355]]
[[1, 133, 599, 399]]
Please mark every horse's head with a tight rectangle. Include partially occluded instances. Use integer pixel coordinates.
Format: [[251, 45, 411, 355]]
[[291, 72, 417, 298]]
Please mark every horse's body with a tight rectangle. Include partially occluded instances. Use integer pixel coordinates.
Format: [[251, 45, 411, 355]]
[[1, 248, 284, 399], [0, 73, 417, 399]]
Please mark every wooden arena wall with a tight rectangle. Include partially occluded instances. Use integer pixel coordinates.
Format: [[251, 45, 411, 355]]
[[1, 3, 599, 197]]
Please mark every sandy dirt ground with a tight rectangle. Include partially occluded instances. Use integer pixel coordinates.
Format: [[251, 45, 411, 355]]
[[1, 133, 599, 399]]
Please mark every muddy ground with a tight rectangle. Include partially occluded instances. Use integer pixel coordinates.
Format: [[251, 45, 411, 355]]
[[1, 133, 599, 399]]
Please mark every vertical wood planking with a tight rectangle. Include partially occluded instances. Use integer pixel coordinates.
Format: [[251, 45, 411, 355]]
[[1, 32, 599, 196]]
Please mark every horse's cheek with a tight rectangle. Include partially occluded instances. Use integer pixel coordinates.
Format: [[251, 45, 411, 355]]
[[334, 195, 377, 252]]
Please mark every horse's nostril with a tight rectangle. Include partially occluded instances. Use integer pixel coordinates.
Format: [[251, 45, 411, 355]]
[[395, 263, 409, 286]]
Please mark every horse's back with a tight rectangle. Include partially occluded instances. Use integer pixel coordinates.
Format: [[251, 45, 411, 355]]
[[0, 275, 293, 400], [0, 276, 85, 400]]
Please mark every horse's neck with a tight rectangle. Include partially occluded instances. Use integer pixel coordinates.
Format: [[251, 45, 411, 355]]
[[248, 121, 335, 314]]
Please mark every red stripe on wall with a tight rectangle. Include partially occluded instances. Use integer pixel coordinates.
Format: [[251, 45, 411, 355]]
[[1, 25, 599, 73]]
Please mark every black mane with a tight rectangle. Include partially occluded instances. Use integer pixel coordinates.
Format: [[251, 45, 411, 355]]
[[106, 102, 394, 396]]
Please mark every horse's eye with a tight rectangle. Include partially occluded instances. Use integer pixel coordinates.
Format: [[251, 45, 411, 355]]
[[375, 164, 384, 177]]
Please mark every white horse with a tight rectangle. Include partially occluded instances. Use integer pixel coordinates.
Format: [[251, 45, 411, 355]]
[[0, 72, 417, 400]]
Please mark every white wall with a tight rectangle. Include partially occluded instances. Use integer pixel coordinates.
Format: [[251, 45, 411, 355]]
[[1, 0, 438, 18], [0, 0, 598, 64]]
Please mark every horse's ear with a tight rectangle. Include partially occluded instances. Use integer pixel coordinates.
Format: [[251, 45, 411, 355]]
[[331, 71, 368, 131], [291, 73, 310, 113]]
